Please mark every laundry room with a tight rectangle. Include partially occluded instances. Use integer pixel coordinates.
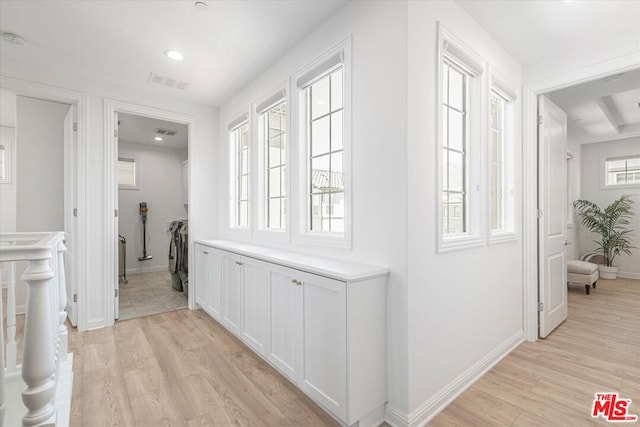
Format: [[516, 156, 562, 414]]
[[116, 112, 189, 320]]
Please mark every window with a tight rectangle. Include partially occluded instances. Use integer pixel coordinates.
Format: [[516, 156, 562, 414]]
[[298, 50, 346, 236], [605, 156, 640, 187], [118, 157, 137, 189], [263, 101, 286, 230], [438, 27, 485, 252], [230, 118, 250, 228], [442, 60, 469, 235], [0, 145, 5, 181], [490, 92, 505, 232]]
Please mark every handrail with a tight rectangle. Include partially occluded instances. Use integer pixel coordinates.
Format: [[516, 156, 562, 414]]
[[0, 231, 67, 426]]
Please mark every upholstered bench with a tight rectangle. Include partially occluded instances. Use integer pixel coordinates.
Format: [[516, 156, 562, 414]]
[[567, 260, 599, 295]]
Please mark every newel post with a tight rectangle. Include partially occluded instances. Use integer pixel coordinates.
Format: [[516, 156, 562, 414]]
[[21, 257, 56, 427]]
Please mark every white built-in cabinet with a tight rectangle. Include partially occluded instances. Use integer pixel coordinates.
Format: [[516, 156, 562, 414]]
[[194, 239, 389, 426]]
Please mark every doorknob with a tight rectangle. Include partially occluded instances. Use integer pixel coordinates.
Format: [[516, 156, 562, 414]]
[[564, 240, 572, 246]]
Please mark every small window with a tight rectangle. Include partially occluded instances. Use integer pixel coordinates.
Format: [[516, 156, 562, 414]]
[[230, 120, 250, 228], [490, 92, 506, 232], [263, 101, 286, 230], [605, 156, 640, 187], [118, 157, 137, 189]]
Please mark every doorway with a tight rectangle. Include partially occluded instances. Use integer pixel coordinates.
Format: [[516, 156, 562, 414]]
[[523, 56, 640, 341], [105, 99, 193, 325], [115, 113, 189, 321]]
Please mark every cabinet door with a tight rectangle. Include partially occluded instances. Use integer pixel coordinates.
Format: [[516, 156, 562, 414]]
[[208, 249, 223, 321], [300, 272, 347, 421], [194, 244, 209, 310], [269, 268, 302, 383], [241, 258, 270, 356], [222, 253, 242, 335]]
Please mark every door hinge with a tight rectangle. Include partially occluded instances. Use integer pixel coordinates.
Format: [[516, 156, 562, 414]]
[[73, 293, 78, 303], [114, 209, 118, 218], [538, 115, 543, 125], [115, 289, 119, 298], [114, 129, 118, 138], [537, 209, 544, 219], [73, 208, 78, 217], [538, 302, 544, 312], [73, 122, 78, 132]]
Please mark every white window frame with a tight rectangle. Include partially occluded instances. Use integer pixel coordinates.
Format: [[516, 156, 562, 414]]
[[601, 154, 640, 190], [117, 156, 139, 190], [255, 83, 290, 241], [229, 114, 251, 230], [437, 25, 485, 253], [488, 67, 518, 244], [293, 37, 352, 248], [0, 126, 15, 184]]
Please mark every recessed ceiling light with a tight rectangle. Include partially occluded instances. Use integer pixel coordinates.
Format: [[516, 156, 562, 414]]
[[164, 50, 184, 61], [154, 136, 163, 142], [2, 32, 25, 46], [603, 74, 623, 83], [561, 0, 576, 3], [195, 1, 208, 9]]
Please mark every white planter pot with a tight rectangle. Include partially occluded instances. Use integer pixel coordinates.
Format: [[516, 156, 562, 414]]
[[598, 265, 618, 280]]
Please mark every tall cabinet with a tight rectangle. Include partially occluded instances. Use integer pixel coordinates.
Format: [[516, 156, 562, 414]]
[[194, 239, 389, 426]]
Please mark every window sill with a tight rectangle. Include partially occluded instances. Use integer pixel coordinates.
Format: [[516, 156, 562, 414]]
[[118, 185, 139, 191], [438, 234, 485, 253], [488, 231, 518, 246], [600, 183, 640, 190]]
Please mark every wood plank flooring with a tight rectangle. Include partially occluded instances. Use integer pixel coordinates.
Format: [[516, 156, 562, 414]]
[[68, 308, 338, 426], [431, 277, 640, 426]]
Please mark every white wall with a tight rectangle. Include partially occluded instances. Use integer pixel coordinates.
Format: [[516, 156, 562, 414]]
[[579, 138, 640, 278], [16, 96, 70, 232], [118, 141, 187, 274], [406, 0, 523, 422], [0, 88, 17, 233], [217, 0, 410, 415], [2, 59, 218, 330]]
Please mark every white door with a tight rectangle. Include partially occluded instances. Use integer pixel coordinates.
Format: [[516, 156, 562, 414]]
[[63, 105, 78, 326], [241, 258, 270, 356], [222, 253, 242, 334], [269, 267, 302, 382], [113, 111, 120, 320], [538, 95, 568, 338]]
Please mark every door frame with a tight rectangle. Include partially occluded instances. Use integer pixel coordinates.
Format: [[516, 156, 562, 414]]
[[104, 99, 194, 325], [0, 76, 88, 330], [522, 52, 640, 341]]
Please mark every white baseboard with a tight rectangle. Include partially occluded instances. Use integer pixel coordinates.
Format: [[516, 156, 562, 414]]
[[125, 265, 169, 275], [385, 330, 524, 427], [618, 271, 640, 280]]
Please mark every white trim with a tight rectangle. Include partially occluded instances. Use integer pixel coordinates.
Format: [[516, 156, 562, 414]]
[[618, 271, 640, 280], [0, 75, 89, 331], [440, 25, 484, 78], [293, 36, 352, 249], [104, 98, 194, 327], [254, 80, 291, 242], [228, 113, 249, 131], [384, 331, 524, 427], [0, 126, 14, 184], [125, 264, 168, 275], [521, 52, 640, 342]]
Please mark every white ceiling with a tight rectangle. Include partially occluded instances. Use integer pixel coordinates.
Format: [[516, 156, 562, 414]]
[[455, 0, 640, 66], [0, 0, 347, 107], [547, 69, 640, 145], [118, 113, 188, 150]]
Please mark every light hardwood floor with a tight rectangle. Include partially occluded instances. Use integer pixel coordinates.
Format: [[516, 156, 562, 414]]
[[431, 277, 640, 426], [60, 277, 639, 425]]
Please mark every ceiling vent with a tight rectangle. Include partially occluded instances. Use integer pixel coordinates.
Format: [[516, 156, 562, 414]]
[[155, 128, 178, 136], [148, 72, 191, 90]]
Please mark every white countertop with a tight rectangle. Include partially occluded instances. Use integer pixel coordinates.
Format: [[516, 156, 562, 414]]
[[195, 239, 390, 283]]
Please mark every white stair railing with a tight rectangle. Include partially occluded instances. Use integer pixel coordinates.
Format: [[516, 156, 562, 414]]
[[0, 232, 68, 427]]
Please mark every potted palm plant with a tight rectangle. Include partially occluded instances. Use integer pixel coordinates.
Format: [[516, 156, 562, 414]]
[[573, 195, 636, 279]]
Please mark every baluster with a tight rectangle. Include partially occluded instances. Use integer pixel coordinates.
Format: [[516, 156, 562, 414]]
[[56, 241, 67, 361], [6, 261, 17, 373], [21, 258, 56, 427]]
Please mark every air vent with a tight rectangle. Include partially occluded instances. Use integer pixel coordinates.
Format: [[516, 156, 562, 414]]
[[147, 72, 191, 90], [154, 128, 178, 136]]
